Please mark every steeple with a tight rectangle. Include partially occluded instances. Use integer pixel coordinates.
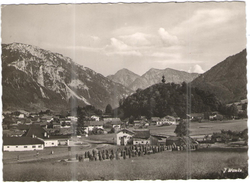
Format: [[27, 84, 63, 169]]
[[162, 75, 166, 83]]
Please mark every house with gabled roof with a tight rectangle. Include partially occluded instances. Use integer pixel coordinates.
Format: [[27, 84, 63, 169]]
[[116, 129, 158, 146], [25, 124, 69, 147], [84, 121, 104, 132], [110, 119, 122, 128], [3, 137, 44, 151], [132, 129, 159, 145], [116, 129, 134, 145], [151, 117, 160, 124]]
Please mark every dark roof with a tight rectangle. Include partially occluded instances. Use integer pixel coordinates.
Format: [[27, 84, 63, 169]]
[[111, 120, 122, 125], [188, 113, 204, 117], [17, 124, 30, 130], [151, 117, 160, 121], [3, 137, 44, 145], [26, 124, 48, 139], [117, 129, 135, 135], [48, 135, 71, 139], [163, 115, 176, 120], [133, 129, 151, 139], [134, 120, 141, 123], [166, 136, 197, 146], [88, 121, 104, 126]]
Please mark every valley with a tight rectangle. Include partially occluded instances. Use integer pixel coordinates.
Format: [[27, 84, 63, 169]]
[[1, 43, 248, 181]]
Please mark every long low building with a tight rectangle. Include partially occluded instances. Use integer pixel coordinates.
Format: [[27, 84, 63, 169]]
[[26, 124, 70, 147], [3, 137, 44, 151]]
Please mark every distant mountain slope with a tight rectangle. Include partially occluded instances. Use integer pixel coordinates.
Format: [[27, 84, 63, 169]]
[[129, 68, 199, 91], [107, 68, 140, 88], [192, 49, 247, 103], [2, 43, 132, 112]]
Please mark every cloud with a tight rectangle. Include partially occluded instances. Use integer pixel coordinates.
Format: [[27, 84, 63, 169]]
[[150, 52, 181, 59], [174, 8, 232, 35], [104, 29, 180, 57], [90, 36, 100, 41], [119, 32, 152, 47], [158, 28, 179, 46], [193, 9, 231, 26], [110, 38, 129, 50], [105, 38, 142, 56], [118, 30, 179, 48], [189, 64, 205, 73]]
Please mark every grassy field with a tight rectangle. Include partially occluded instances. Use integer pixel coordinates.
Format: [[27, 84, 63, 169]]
[[3, 147, 248, 181], [148, 119, 248, 136], [86, 133, 116, 144]]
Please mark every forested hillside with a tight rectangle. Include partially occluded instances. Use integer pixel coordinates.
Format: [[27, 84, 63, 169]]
[[192, 49, 247, 103], [118, 83, 222, 119]]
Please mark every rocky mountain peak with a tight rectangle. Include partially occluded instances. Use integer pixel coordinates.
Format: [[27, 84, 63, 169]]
[[2, 42, 132, 112]]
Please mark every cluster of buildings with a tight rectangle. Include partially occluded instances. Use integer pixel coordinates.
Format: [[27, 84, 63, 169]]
[[3, 124, 71, 151], [2, 111, 180, 152]]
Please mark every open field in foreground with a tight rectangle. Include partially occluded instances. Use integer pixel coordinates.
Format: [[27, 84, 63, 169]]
[[3, 147, 248, 181]]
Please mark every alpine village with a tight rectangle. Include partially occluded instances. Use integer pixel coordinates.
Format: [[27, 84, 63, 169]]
[[2, 43, 248, 180]]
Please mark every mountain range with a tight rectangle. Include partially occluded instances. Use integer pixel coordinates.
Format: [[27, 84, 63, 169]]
[[192, 49, 247, 103], [1, 42, 247, 112], [107, 68, 199, 91], [2, 43, 132, 112], [116, 49, 247, 119]]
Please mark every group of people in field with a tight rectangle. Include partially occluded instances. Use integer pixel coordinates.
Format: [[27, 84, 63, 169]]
[[74, 143, 199, 162]]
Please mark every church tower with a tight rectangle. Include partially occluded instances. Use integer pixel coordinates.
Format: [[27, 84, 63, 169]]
[[162, 75, 166, 83]]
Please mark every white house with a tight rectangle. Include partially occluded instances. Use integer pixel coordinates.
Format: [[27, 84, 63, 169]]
[[85, 121, 104, 132], [91, 115, 100, 121], [164, 115, 177, 125], [116, 129, 134, 145], [67, 116, 78, 122], [103, 117, 120, 122], [40, 115, 54, 123], [116, 129, 158, 146], [18, 113, 25, 118], [156, 116, 177, 126], [3, 137, 44, 151], [41, 138, 59, 147]]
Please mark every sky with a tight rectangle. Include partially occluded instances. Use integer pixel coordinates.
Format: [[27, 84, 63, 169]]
[[1, 1, 247, 76]]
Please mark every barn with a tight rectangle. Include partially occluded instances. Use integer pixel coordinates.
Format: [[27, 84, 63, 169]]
[[133, 129, 151, 145], [3, 137, 44, 151]]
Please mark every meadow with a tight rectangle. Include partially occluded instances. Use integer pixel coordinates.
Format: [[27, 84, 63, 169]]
[[149, 119, 248, 136], [3, 148, 248, 181]]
